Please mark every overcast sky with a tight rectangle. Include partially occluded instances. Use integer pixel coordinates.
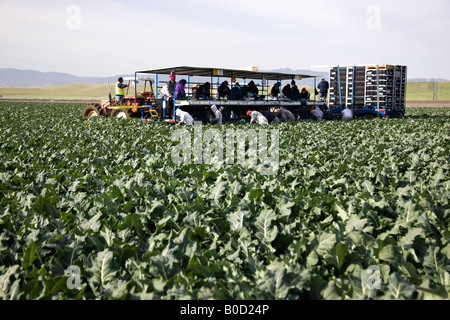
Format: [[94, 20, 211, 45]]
[[1, 0, 449, 79]]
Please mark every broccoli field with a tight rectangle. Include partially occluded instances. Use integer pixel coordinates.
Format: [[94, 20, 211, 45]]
[[0, 102, 449, 301]]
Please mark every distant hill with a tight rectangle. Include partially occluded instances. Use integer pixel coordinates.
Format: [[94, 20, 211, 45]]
[[408, 78, 448, 82], [263, 68, 328, 79], [0, 68, 328, 88], [1, 68, 446, 89], [261, 68, 329, 87], [0, 68, 132, 87]]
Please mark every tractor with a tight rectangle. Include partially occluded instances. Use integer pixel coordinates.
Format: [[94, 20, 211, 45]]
[[81, 76, 159, 120]]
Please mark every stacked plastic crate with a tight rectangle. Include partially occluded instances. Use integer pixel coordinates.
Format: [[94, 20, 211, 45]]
[[329, 66, 347, 108], [393, 65, 407, 110], [329, 64, 407, 117], [347, 66, 366, 108]]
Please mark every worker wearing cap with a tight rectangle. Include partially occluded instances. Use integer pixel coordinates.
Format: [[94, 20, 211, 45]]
[[300, 88, 311, 101], [115, 77, 128, 102], [247, 110, 268, 124]]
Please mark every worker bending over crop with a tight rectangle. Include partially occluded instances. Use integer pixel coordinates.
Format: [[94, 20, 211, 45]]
[[297, 104, 311, 120], [342, 107, 354, 120], [276, 108, 296, 121], [247, 110, 268, 124], [311, 105, 324, 120], [259, 110, 280, 123], [210, 105, 223, 125], [176, 109, 194, 126]]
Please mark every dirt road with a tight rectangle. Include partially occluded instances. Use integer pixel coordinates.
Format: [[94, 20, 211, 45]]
[[406, 100, 450, 108], [0, 98, 98, 104]]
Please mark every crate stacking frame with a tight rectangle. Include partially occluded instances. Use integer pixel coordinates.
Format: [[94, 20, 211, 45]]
[[328, 64, 407, 118]]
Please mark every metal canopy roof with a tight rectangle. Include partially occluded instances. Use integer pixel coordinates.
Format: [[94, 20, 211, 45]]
[[135, 66, 317, 81]]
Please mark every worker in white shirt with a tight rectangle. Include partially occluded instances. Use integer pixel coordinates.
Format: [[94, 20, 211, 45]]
[[210, 105, 223, 125], [342, 108, 354, 120], [176, 108, 194, 126], [311, 105, 324, 120], [247, 110, 268, 124], [161, 80, 175, 119]]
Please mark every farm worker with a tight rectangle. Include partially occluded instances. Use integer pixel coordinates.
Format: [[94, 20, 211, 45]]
[[259, 110, 280, 123], [291, 80, 300, 101], [247, 81, 259, 98], [210, 105, 223, 125], [323, 110, 336, 121], [170, 70, 176, 82], [176, 108, 194, 126], [282, 84, 292, 100], [218, 81, 231, 99], [298, 104, 311, 120], [161, 80, 175, 118], [342, 107, 354, 120], [230, 83, 243, 100], [300, 88, 311, 101], [196, 82, 211, 99], [247, 110, 268, 125], [269, 82, 281, 100], [311, 105, 324, 120], [317, 79, 329, 103], [275, 108, 296, 122], [174, 79, 187, 100], [115, 77, 128, 102]]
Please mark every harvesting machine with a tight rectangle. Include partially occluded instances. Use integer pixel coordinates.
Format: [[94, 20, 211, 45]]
[[81, 76, 160, 119]]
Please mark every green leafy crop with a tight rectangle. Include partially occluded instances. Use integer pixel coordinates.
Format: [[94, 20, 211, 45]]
[[0, 102, 449, 300]]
